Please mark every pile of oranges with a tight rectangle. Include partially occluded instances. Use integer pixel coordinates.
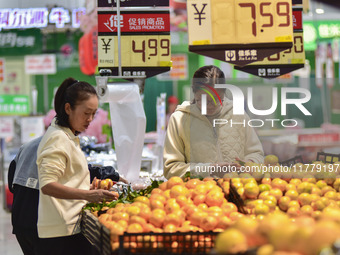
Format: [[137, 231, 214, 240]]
[[95, 162, 340, 254], [96, 176, 239, 251]]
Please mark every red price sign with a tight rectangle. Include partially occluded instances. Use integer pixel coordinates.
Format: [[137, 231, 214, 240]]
[[97, 10, 171, 77]]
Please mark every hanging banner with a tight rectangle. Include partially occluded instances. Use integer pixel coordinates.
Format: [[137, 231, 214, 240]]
[[0, 29, 42, 56], [187, 0, 294, 67]]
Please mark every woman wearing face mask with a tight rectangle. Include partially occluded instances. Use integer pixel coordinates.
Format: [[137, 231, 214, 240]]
[[163, 65, 264, 179], [36, 78, 117, 255]]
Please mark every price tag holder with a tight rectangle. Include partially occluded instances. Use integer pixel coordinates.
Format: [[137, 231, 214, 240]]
[[97, 10, 171, 78], [187, 0, 294, 66], [234, 7, 304, 78]]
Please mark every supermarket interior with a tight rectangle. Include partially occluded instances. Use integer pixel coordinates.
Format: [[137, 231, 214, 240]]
[[1, 0, 340, 254]]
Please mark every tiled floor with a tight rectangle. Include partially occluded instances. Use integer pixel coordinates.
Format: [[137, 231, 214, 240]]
[[0, 187, 22, 255]]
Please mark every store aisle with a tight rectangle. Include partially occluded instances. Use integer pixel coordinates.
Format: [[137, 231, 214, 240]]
[[0, 188, 22, 255]]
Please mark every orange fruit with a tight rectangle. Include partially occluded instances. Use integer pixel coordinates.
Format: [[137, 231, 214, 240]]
[[229, 211, 245, 221], [193, 194, 206, 206], [170, 185, 190, 198], [278, 196, 291, 211], [126, 206, 141, 216], [243, 182, 260, 199], [165, 201, 181, 214], [149, 194, 166, 204], [159, 182, 168, 191], [200, 215, 218, 231], [127, 223, 143, 233], [129, 215, 147, 229], [111, 212, 129, 221], [99, 179, 110, 189], [134, 196, 150, 206], [206, 190, 224, 207], [143, 223, 156, 232], [163, 189, 171, 199], [286, 206, 301, 217], [164, 224, 177, 233], [108, 223, 125, 242], [192, 183, 208, 197], [117, 220, 128, 230], [288, 200, 301, 209], [149, 212, 165, 228], [138, 206, 151, 221], [216, 216, 232, 229], [151, 188, 163, 195], [171, 209, 186, 223], [298, 193, 312, 206], [197, 203, 208, 211], [189, 211, 208, 227], [221, 202, 238, 216], [152, 208, 166, 216], [285, 189, 299, 200], [176, 195, 190, 207], [300, 205, 313, 216], [182, 204, 196, 214], [150, 199, 165, 210], [132, 201, 148, 209], [208, 206, 223, 214], [185, 179, 201, 189], [253, 204, 270, 215], [164, 213, 183, 227], [268, 189, 283, 201], [215, 228, 248, 254], [167, 176, 184, 189]]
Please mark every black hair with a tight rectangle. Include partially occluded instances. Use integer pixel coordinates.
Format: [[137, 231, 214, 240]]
[[191, 65, 226, 103], [192, 65, 226, 93], [54, 77, 98, 128]]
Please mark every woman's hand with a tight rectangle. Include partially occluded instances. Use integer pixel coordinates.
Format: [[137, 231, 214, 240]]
[[85, 189, 118, 203]]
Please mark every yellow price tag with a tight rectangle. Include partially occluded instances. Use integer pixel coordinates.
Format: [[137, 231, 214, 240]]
[[98, 35, 171, 68], [188, 0, 293, 45]]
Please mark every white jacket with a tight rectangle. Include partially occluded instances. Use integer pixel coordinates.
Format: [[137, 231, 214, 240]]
[[163, 100, 264, 179]]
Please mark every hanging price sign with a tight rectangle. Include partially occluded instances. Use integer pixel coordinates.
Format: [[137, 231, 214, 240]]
[[234, 7, 305, 78], [97, 10, 171, 77], [187, 0, 294, 66]]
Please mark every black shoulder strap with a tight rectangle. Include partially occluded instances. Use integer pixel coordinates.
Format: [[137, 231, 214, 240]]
[[7, 159, 16, 193]]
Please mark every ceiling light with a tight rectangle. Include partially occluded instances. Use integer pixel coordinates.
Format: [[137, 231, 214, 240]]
[[315, 8, 324, 14]]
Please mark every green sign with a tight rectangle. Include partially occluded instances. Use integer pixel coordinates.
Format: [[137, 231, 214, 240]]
[[0, 95, 29, 115], [0, 28, 42, 56], [303, 21, 340, 51]]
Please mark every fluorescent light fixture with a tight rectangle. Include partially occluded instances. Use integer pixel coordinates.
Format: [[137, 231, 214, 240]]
[[315, 8, 324, 14]]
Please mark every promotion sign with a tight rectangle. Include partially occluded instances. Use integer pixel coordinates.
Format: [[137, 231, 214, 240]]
[[97, 0, 169, 7], [187, 0, 294, 66], [97, 10, 171, 77], [0, 117, 14, 138], [234, 7, 305, 78], [0, 29, 42, 56], [25, 54, 56, 75], [0, 95, 29, 115]]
